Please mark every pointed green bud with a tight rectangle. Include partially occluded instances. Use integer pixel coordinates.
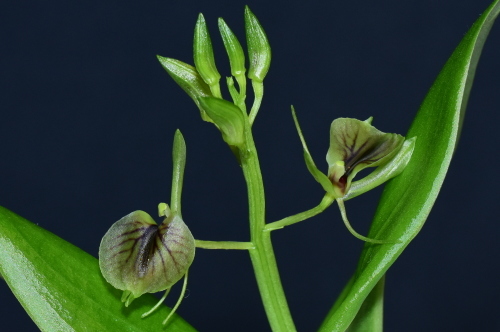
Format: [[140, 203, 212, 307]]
[[244, 6, 271, 83], [226, 76, 240, 102], [157, 56, 214, 123], [99, 211, 195, 305], [198, 97, 247, 148], [326, 118, 405, 197], [218, 18, 246, 78], [194, 13, 221, 97], [170, 130, 187, 217]]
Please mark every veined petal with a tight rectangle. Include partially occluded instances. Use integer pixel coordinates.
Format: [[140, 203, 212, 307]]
[[99, 211, 195, 301], [326, 118, 404, 195]]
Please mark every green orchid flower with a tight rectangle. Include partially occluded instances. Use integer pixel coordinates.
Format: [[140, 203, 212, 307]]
[[292, 107, 416, 243], [99, 131, 195, 325]]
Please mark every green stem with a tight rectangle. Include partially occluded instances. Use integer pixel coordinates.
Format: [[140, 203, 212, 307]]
[[195, 240, 254, 250], [141, 288, 171, 318], [235, 73, 247, 113], [241, 130, 296, 332], [163, 271, 189, 325], [264, 194, 335, 231], [248, 80, 263, 125], [209, 82, 222, 99], [227, 77, 240, 105], [336, 199, 390, 244]]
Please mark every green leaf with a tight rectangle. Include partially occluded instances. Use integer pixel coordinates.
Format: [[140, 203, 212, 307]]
[[0, 206, 197, 332], [345, 276, 385, 332], [319, 1, 500, 331]]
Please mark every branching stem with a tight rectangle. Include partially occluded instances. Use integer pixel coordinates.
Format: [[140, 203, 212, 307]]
[[241, 127, 296, 332], [195, 240, 254, 250], [264, 194, 335, 231], [248, 80, 263, 125]]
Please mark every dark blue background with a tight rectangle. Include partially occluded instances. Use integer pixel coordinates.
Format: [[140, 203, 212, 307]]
[[1, 0, 499, 331]]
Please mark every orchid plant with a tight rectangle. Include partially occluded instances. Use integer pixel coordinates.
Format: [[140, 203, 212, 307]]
[[0, 2, 499, 331]]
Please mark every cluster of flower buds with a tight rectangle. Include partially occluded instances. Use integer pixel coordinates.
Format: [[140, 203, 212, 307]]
[[157, 6, 271, 155]]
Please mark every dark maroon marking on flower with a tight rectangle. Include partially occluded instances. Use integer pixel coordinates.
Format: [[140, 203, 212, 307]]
[[155, 236, 168, 277], [136, 225, 160, 277], [116, 227, 146, 238], [110, 230, 148, 251], [169, 238, 190, 248], [358, 139, 396, 164], [116, 239, 140, 264], [340, 132, 395, 177], [337, 175, 347, 193], [162, 241, 182, 273], [106, 225, 159, 268]]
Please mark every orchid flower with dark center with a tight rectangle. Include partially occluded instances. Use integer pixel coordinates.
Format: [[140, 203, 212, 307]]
[[292, 107, 416, 243], [99, 210, 195, 306], [326, 117, 405, 198], [99, 130, 195, 325]]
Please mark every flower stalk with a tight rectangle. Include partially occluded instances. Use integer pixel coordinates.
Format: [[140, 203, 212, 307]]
[[241, 129, 297, 332]]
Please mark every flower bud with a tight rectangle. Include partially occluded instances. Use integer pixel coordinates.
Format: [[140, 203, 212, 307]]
[[244, 6, 271, 83], [194, 13, 221, 97], [218, 18, 246, 78]]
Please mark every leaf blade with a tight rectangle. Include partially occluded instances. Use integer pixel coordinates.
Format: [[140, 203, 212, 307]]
[[320, 1, 500, 331]]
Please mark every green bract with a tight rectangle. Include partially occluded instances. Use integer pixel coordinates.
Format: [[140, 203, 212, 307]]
[[194, 13, 222, 98], [156, 56, 214, 123], [244, 6, 271, 83], [99, 211, 195, 306], [199, 97, 247, 149]]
